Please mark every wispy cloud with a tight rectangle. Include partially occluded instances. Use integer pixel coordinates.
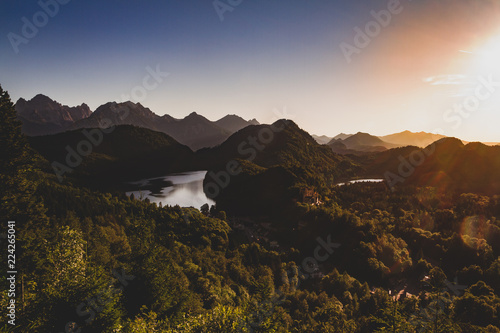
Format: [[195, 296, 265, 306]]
[[423, 74, 471, 86]]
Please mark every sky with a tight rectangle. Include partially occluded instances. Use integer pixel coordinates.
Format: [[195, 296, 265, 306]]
[[1, 0, 500, 142]]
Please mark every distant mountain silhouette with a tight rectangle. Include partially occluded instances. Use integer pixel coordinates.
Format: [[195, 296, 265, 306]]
[[320, 131, 449, 150], [328, 132, 396, 153], [71, 101, 159, 130], [17, 94, 494, 155], [17, 95, 259, 151], [312, 134, 333, 145], [380, 130, 446, 147], [71, 103, 232, 150], [326, 139, 358, 155], [15, 94, 91, 135], [333, 133, 353, 140], [214, 114, 259, 133], [158, 112, 232, 151]]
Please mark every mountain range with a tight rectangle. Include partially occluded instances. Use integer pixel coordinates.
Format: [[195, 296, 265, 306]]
[[68, 102, 234, 151], [16, 95, 259, 151], [314, 131, 449, 154], [16, 94, 499, 155], [16, 94, 91, 135]]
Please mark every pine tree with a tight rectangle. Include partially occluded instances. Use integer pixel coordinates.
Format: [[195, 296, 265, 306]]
[[0, 86, 49, 330], [0, 86, 33, 218], [0, 85, 47, 226]]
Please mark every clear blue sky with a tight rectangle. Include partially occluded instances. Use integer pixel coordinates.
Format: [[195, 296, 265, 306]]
[[1, 0, 500, 141]]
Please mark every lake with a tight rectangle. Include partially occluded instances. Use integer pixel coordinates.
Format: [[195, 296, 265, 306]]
[[126, 171, 215, 208], [336, 179, 385, 186]]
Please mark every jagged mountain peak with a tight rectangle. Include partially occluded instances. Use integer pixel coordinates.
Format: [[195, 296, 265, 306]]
[[92, 101, 158, 119], [15, 94, 92, 135], [32, 93, 54, 101]]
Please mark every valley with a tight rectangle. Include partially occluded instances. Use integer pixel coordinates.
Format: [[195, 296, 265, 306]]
[[4, 94, 500, 332]]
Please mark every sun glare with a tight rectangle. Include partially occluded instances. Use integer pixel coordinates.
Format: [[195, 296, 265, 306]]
[[470, 32, 500, 75]]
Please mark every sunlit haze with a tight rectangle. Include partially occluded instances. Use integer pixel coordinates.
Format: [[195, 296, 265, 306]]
[[1, 0, 500, 142]]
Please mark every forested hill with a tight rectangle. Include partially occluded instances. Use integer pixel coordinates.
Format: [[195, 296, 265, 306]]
[[28, 125, 195, 186], [199, 119, 361, 183], [362, 137, 500, 194], [200, 120, 362, 216]]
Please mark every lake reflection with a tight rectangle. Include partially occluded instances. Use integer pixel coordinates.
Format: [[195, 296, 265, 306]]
[[336, 179, 385, 186], [126, 171, 215, 208]]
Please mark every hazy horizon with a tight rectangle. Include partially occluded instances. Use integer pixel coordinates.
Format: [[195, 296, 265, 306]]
[[2, 0, 500, 142], [12, 92, 500, 144]]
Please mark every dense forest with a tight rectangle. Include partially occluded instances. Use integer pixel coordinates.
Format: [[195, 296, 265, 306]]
[[2, 85, 500, 332]]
